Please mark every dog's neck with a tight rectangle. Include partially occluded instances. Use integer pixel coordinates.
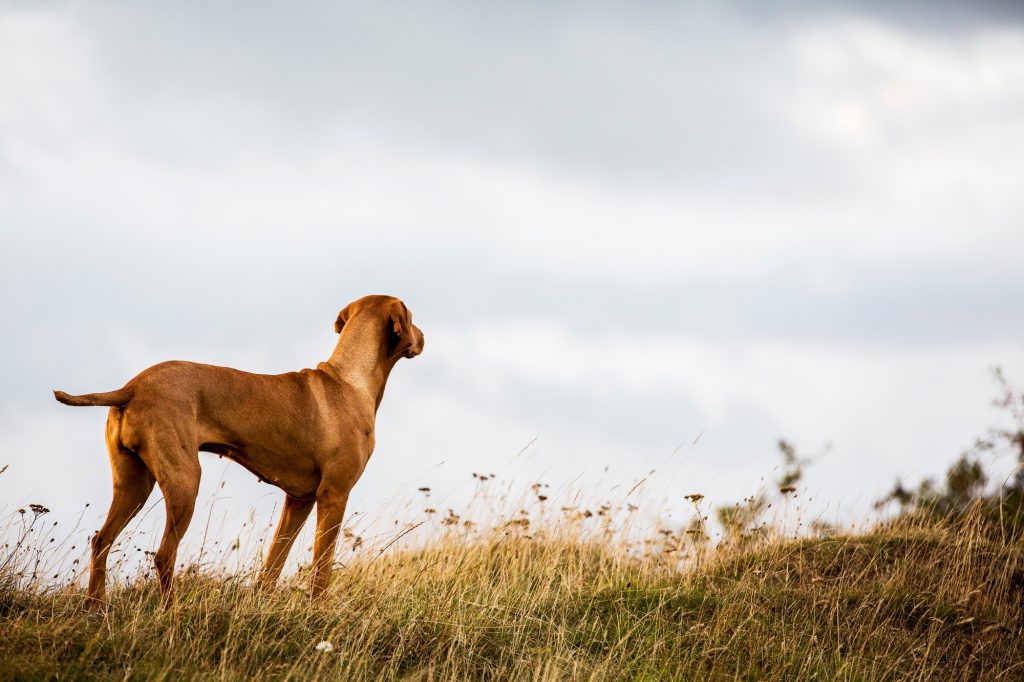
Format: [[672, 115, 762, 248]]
[[320, 315, 397, 410]]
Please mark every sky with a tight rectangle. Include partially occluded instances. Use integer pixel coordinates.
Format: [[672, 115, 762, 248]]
[[2, 1, 1023, 568]]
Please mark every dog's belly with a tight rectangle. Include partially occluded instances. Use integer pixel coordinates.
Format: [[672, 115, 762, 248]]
[[199, 442, 320, 500]]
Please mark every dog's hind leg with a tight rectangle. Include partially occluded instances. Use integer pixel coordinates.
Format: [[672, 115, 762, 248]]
[[88, 409, 155, 609], [152, 468, 200, 607], [258, 495, 315, 589], [88, 456, 154, 608], [135, 424, 201, 608]]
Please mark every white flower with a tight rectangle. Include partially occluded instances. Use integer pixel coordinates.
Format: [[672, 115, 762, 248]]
[[315, 640, 334, 653]]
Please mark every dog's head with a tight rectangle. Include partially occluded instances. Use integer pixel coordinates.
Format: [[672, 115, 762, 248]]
[[334, 295, 424, 362]]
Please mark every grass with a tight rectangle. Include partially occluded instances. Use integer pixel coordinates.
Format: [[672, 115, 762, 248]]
[[2, 497, 1022, 681]]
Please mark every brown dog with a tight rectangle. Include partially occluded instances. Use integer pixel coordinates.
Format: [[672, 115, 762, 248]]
[[54, 294, 424, 607]]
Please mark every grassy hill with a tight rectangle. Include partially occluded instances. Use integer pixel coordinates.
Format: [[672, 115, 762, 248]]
[[2, 510, 1021, 680]]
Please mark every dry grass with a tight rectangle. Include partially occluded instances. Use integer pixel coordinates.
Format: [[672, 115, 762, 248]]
[[1, 494, 1022, 681]]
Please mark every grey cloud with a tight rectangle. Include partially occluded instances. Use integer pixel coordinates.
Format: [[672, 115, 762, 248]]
[[3, 0, 1023, 541], [59, 1, 936, 196]]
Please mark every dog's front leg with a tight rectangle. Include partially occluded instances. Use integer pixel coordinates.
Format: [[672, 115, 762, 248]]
[[309, 483, 350, 598], [258, 495, 315, 589]]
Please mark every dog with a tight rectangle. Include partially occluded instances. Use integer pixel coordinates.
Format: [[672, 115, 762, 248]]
[[54, 294, 424, 607]]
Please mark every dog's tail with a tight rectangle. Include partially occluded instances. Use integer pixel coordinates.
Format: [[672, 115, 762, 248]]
[[53, 387, 133, 407]]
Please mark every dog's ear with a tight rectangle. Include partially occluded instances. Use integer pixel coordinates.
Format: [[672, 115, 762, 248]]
[[334, 306, 350, 334], [387, 301, 414, 359]]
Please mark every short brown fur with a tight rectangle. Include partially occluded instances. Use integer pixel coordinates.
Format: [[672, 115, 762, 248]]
[[55, 294, 424, 608]]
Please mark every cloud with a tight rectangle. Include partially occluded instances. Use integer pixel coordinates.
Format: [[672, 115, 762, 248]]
[[2, 1, 1023, 555]]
